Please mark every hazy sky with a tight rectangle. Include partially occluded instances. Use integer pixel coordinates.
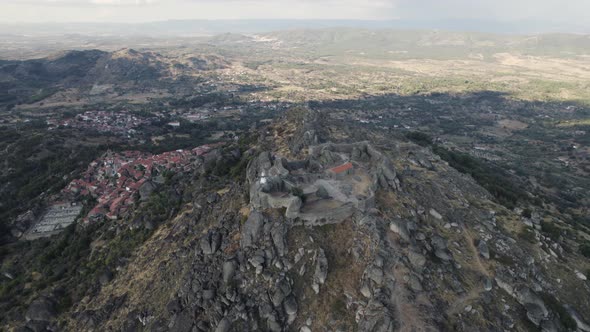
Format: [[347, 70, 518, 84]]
[[0, 0, 589, 23]]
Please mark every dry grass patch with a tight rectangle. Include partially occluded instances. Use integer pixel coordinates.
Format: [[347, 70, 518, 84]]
[[287, 220, 369, 331]]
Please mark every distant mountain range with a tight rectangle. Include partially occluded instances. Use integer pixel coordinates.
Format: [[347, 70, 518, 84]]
[[254, 28, 590, 58], [1, 19, 589, 37], [0, 49, 228, 105]]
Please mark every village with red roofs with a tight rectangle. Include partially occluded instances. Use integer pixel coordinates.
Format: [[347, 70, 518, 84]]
[[26, 144, 221, 239]]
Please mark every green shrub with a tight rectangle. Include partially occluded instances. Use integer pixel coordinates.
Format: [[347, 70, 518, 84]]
[[540, 293, 577, 330], [522, 208, 533, 218], [331, 297, 347, 316], [405, 131, 433, 146], [541, 221, 562, 240], [432, 146, 527, 209], [230, 155, 253, 180], [518, 227, 537, 244], [290, 187, 306, 202], [580, 242, 590, 258], [494, 254, 515, 266]]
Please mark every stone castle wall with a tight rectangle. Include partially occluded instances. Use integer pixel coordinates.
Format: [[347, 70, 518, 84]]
[[248, 141, 399, 224]]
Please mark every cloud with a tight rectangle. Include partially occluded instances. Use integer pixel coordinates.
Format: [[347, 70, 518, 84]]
[[1, 0, 161, 6], [1, 0, 589, 24], [90, 0, 159, 4], [393, 0, 590, 21], [2, 0, 396, 7]]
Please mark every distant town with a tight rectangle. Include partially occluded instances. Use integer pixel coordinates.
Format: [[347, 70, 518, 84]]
[[47, 111, 158, 136]]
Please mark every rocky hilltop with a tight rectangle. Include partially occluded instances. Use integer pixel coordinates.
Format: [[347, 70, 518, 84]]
[[8, 106, 590, 332], [0, 48, 229, 106]]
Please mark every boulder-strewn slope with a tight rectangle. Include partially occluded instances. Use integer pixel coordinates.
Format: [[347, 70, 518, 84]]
[[14, 106, 590, 332]]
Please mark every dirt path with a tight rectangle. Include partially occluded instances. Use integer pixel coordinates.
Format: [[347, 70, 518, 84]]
[[463, 228, 491, 278], [447, 228, 491, 316]]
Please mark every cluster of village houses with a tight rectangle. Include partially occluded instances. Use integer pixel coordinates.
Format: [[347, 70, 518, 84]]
[[25, 144, 219, 238], [62, 144, 217, 222], [46, 110, 157, 136]]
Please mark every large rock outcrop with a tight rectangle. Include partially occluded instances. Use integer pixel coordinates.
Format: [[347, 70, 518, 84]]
[[247, 142, 400, 224]]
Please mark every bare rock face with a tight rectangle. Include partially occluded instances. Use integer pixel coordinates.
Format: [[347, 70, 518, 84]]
[[407, 250, 426, 270], [200, 230, 221, 255], [312, 248, 328, 294], [477, 240, 490, 260], [303, 130, 319, 146], [389, 219, 411, 242], [247, 152, 302, 220], [214, 317, 231, 332], [12, 210, 36, 238], [514, 286, 548, 326], [240, 211, 264, 248], [367, 265, 384, 285], [376, 159, 401, 191], [358, 299, 395, 332], [431, 235, 453, 261], [285, 196, 303, 219], [483, 277, 493, 292], [138, 181, 156, 201], [316, 185, 331, 199], [271, 278, 292, 307], [25, 297, 56, 323], [222, 260, 237, 284], [429, 209, 443, 220], [283, 295, 298, 316], [564, 305, 590, 332], [270, 221, 288, 256]]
